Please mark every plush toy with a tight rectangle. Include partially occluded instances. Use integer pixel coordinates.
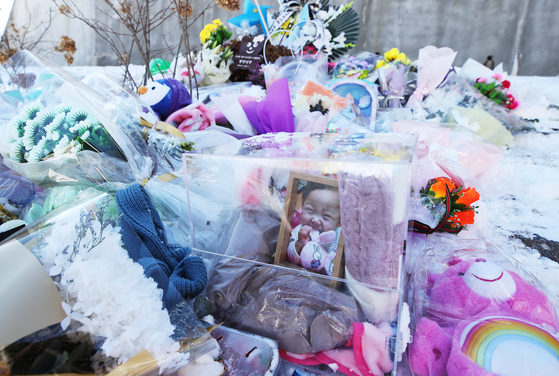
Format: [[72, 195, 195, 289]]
[[138, 78, 192, 121], [299, 229, 337, 276], [149, 58, 172, 80], [409, 257, 559, 376]]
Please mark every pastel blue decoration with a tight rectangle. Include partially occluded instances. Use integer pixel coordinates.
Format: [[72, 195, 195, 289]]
[[2, 90, 24, 107], [228, 0, 272, 35], [289, 3, 311, 46], [330, 79, 378, 118]]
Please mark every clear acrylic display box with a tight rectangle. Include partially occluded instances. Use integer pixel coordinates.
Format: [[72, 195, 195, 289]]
[[184, 132, 417, 375]]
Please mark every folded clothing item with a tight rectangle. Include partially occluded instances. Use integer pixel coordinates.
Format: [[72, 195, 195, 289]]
[[338, 171, 405, 289], [207, 206, 362, 354], [116, 183, 207, 301], [281, 321, 395, 376]]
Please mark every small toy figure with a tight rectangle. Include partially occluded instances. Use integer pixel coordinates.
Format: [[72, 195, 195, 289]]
[[298, 229, 337, 275], [138, 78, 192, 121], [149, 58, 172, 80]]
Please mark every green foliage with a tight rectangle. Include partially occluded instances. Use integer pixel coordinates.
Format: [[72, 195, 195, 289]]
[[3, 102, 120, 163]]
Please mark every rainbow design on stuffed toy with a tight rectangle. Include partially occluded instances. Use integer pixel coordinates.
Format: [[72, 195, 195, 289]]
[[459, 316, 559, 374]]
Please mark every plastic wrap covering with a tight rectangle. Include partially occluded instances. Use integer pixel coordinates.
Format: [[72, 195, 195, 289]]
[[0, 188, 212, 375], [407, 237, 559, 376], [210, 326, 280, 376], [184, 133, 415, 375], [0, 51, 154, 189], [198, 132, 416, 161], [0, 168, 43, 207], [423, 72, 534, 134]]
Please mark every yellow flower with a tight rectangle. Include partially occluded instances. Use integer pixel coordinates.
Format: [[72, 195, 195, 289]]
[[384, 47, 399, 62], [200, 29, 211, 43], [212, 19, 222, 26], [394, 52, 411, 65], [375, 59, 387, 69]]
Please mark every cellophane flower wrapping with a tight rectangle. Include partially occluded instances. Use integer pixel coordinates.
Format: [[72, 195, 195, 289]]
[[0, 155, 43, 208], [406, 236, 559, 376], [1, 188, 210, 374], [423, 72, 533, 133], [0, 51, 154, 189], [378, 63, 409, 108], [184, 133, 416, 374]]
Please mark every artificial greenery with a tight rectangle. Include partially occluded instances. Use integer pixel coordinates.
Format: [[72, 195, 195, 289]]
[[4, 102, 121, 163]]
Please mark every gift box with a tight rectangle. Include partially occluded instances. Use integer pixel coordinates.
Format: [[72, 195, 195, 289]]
[[184, 132, 417, 375]]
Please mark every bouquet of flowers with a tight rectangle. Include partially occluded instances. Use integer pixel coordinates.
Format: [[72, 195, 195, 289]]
[[0, 51, 154, 188], [268, 0, 359, 61], [416, 177, 480, 234], [374, 47, 411, 69], [1, 189, 210, 374], [333, 56, 373, 79], [474, 73, 519, 110], [374, 48, 413, 108], [3, 102, 121, 163], [196, 19, 235, 86], [200, 19, 233, 49]]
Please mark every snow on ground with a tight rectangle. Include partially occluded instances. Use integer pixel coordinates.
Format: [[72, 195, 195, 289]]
[[471, 75, 559, 299]]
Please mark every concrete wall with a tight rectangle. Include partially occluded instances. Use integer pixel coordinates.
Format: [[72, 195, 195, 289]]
[[7, 0, 559, 76]]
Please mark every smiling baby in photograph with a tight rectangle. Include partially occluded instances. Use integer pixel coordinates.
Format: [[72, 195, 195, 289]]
[[286, 181, 341, 275]]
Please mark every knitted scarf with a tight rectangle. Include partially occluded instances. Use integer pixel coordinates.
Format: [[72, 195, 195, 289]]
[[116, 183, 207, 300]]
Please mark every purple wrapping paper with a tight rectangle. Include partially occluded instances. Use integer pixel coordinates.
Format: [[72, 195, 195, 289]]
[[242, 78, 294, 134]]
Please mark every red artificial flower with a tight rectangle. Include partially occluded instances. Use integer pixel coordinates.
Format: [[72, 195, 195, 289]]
[[456, 187, 480, 206], [429, 177, 456, 199], [507, 101, 519, 110], [448, 210, 475, 226], [507, 94, 515, 101], [502, 80, 511, 88]]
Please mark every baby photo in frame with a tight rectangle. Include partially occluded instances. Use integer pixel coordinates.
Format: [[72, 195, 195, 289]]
[[275, 172, 345, 287]]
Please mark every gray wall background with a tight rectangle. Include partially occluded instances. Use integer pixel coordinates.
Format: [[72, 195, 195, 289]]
[[8, 0, 559, 76]]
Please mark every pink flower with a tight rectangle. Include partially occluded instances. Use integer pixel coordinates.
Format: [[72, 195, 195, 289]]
[[507, 100, 520, 110], [491, 73, 503, 81], [476, 77, 488, 83], [166, 103, 215, 132]]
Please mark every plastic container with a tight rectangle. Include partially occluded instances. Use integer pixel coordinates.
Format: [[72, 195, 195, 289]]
[[184, 132, 417, 375], [212, 326, 279, 376]]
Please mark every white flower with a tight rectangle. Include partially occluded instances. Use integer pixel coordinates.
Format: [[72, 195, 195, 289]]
[[309, 93, 333, 109], [331, 32, 347, 49], [317, 10, 329, 21], [37, 199, 190, 373]]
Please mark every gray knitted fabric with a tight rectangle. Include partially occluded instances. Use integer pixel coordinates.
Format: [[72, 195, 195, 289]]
[[338, 171, 405, 289], [208, 206, 362, 354]]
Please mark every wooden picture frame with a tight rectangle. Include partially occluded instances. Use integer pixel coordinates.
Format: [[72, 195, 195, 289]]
[[274, 171, 345, 288]]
